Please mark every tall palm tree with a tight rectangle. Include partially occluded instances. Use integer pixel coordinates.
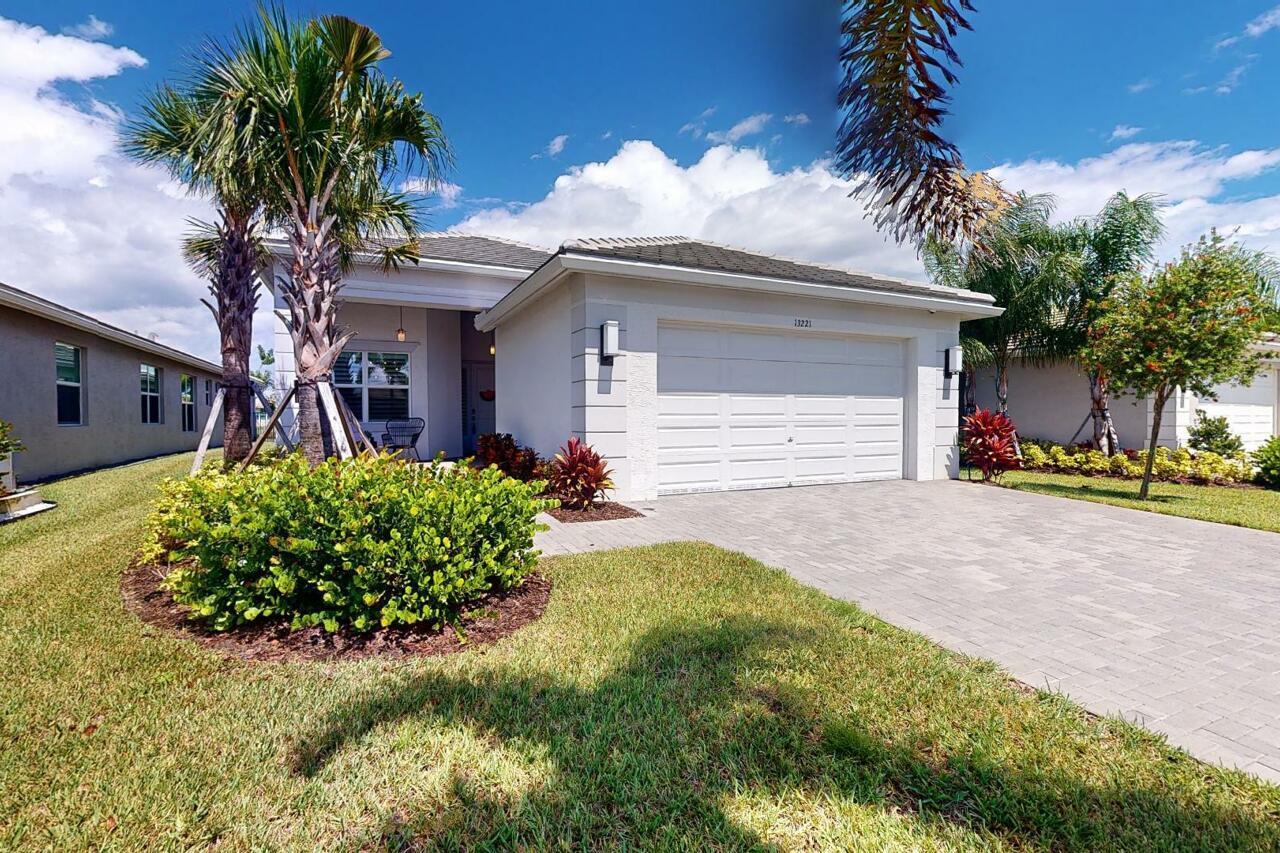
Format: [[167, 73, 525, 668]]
[[837, 0, 1009, 247], [208, 7, 449, 464], [924, 194, 1077, 417], [125, 85, 271, 464], [1049, 193, 1164, 454]]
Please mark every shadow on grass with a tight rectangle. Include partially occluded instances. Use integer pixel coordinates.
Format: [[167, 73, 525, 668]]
[[1005, 478, 1189, 506], [294, 618, 1278, 850]]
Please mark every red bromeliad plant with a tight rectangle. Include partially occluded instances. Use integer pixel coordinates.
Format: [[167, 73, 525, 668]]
[[547, 437, 613, 510], [962, 408, 1020, 481], [475, 433, 542, 481]]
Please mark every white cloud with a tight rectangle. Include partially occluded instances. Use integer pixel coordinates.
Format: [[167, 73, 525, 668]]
[[1245, 4, 1280, 36], [783, 112, 811, 125], [459, 138, 1280, 288], [458, 140, 925, 278], [705, 112, 773, 145], [601, 130, 613, 140], [678, 106, 717, 139], [1109, 124, 1143, 141], [402, 178, 463, 208], [531, 133, 569, 159], [61, 15, 113, 40], [1126, 78, 1154, 94], [0, 16, 231, 361], [1216, 62, 1251, 94], [991, 140, 1280, 257]]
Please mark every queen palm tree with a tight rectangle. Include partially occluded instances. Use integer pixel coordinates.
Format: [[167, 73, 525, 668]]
[[125, 85, 271, 464], [208, 7, 449, 464], [1050, 192, 1164, 454], [837, 0, 1009, 247], [924, 194, 1077, 418]]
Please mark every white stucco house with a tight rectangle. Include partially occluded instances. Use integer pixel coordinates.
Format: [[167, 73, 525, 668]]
[[270, 234, 1000, 501], [973, 336, 1280, 452]]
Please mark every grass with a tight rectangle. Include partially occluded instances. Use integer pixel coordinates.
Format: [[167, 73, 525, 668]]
[[3, 455, 1279, 850], [976, 469, 1280, 534]]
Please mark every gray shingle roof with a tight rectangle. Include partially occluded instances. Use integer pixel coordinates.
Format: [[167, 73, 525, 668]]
[[558, 236, 993, 304], [417, 233, 551, 270]]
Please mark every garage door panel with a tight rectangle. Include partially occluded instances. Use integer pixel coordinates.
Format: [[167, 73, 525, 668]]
[[727, 457, 789, 486], [656, 324, 905, 494], [793, 454, 849, 480], [658, 393, 720, 417], [727, 424, 789, 449], [657, 425, 720, 451], [726, 394, 787, 418]]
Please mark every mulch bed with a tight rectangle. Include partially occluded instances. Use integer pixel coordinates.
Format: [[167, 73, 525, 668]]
[[546, 502, 645, 523], [120, 563, 551, 663]]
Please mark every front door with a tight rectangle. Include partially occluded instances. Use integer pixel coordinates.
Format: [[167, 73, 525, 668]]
[[462, 361, 496, 453]]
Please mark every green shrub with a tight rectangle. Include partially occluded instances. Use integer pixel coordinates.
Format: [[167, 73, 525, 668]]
[[0, 419, 24, 461], [145, 453, 554, 632], [1018, 440, 1252, 485], [1254, 437, 1280, 489], [1187, 410, 1245, 458]]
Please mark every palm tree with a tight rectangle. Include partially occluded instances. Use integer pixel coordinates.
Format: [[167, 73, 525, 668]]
[[924, 194, 1077, 418], [125, 85, 271, 464], [837, 0, 1009, 247], [209, 8, 449, 464], [1049, 193, 1164, 454]]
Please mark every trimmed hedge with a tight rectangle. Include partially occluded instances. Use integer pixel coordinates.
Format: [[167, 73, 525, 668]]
[[144, 453, 554, 632], [1020, 440, 1252, 485]]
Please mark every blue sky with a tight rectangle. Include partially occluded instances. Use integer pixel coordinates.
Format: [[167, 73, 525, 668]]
[[2, 1, 1280, 358]]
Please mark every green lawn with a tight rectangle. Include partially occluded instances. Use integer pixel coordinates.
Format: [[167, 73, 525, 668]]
[[3, 455, 1279, 850], [983, 469, 1280, 534]]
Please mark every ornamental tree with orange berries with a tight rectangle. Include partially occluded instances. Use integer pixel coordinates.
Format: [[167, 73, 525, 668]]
[[1084, 231, 1276, 499]]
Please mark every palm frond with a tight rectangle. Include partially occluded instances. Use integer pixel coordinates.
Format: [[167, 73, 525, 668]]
[[836, 0, 1010, 246]]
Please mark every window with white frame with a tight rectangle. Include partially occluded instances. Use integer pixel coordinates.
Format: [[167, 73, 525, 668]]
[[333, 350, 410, 422], [140, 363, 163, 424], [180, 374, 197, 432], [55, 342, 83, 425]]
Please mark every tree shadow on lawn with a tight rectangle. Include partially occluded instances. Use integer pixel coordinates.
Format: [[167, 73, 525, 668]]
[[1008, 479, 1192, 506], [294, 618, 1278, 850]]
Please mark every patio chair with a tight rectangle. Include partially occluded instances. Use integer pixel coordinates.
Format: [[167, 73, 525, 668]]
[[380, 418, 425, 461]]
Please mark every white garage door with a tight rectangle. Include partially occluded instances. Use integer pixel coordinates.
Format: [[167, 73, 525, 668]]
[[656, 323, 905, 494], [1199, 368, 1278, 452]]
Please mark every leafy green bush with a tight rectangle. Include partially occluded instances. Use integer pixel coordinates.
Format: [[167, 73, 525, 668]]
[[144, 453, 554, 632], [0, 419, 24, 461], [1187, 410, 1245, 458], [1254, 437, 1280, 489], [1018, 439, 1252, 485]]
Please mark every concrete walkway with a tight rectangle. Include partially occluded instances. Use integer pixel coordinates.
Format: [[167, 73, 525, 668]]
[[538, 480, 1280, 782]]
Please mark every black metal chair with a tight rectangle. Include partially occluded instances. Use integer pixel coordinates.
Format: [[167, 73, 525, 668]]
[[380, 418, 425, 461]]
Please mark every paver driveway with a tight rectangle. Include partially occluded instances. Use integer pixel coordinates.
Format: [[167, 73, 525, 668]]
[[538, 480, 1280, 782]]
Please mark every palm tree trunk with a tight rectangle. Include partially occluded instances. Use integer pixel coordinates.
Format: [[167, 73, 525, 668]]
[[215, 212, 259, 464], [995, 360, 1009, 414], [1139, 388, 1169, 500], [1088, 368, 1121, 455], [280, 204, 352, 465]]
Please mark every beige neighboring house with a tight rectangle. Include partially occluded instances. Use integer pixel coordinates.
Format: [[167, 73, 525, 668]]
[[0, 282, 224, 483], [974, 334, 1280, 451]]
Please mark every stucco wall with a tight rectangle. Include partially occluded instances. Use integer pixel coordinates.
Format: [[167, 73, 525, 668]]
[[574, 272, 966, 501], [493, 284, 572, 458], [973, 360, 1153, 449], [0, 305, 222, 483]]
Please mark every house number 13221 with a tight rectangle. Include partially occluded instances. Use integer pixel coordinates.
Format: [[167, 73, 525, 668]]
[[794, 318, 813, 328]]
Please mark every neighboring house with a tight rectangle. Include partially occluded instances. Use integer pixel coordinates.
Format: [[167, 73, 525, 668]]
[[270, 234, 999, 501], [973, 335, 1280, 451], [0, 282, 224, 483]]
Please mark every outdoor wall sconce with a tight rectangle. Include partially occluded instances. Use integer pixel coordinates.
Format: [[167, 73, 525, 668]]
[[600, 320, 619, 364], [395, 305, 407, 342], [489, 343, 496, 357], [944, 344, 963, 377]]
